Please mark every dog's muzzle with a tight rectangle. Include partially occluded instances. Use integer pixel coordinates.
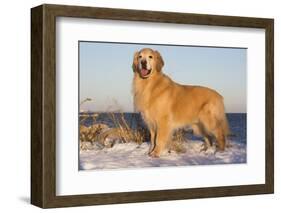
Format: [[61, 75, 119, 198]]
[[139, 60, 151, 78], [140, 68, 151, 77]]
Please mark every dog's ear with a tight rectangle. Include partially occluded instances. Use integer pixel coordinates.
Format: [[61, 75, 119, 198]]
[[132, 51, 139, 72], [154, 50, 164, 72]]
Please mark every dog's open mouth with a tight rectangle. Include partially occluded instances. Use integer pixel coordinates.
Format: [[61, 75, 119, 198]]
[[140, 68, 152, 78]]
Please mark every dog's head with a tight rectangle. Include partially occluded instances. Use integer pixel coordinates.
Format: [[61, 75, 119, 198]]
[[132, 48, 164, 78]]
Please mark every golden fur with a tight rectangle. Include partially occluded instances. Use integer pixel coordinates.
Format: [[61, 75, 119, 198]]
[[132, 48, 229, 157]]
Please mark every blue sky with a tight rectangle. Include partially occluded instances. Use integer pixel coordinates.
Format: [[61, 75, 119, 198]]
[[79, 42, 247, 113]]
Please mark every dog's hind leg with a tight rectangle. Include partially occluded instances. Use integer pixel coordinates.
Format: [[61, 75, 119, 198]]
[[200, 119, 226, 152], [200, 135, 213, 152], [212, 126, 226, 151], [192, 123, 213, 152]]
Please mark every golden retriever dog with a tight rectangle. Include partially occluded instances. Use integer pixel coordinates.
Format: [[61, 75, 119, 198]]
[[132, 48, 230, 157]]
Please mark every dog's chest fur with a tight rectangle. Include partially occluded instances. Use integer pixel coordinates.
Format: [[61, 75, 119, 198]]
[[132, 75, 153, 112], [132, 73, 173, 125]]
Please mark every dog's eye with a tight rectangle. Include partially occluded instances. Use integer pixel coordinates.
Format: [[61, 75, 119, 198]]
[[149, 55, 153, 59], [138, 55, 142, 58]]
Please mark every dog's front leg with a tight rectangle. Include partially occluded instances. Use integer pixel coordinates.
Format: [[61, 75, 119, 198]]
[[149, 124, 171, 158], [148, 128, 156, 154]]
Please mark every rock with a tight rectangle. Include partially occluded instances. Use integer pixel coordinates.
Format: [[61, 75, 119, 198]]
[[104, 138, 116, 148], [80, 141, 105, 151], [79, 124, 109, 142]]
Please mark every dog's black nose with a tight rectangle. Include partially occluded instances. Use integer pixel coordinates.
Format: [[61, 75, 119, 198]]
[[141, 60, 147, 66]]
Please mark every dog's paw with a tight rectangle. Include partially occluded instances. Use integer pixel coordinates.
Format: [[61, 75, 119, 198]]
[[200, 143, 216, 155], [199, 143, 209, 153], [149, 150, 160, 158]]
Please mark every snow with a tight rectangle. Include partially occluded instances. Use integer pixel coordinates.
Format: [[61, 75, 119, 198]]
[[79, 140, 246, 170]]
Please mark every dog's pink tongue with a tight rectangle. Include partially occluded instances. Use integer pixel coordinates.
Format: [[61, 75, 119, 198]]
[[141, 69, 149, 76]]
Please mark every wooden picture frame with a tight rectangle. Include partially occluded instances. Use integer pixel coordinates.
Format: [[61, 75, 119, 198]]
[[31, 4, 274, 208]]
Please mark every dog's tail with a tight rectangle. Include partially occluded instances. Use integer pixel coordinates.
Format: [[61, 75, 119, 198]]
[[221, 114, 231, 136], [216, 99, 233, 137], [220, 114, 238, 137]]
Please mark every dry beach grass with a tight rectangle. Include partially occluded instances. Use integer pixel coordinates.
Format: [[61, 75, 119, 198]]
[[79, 98, 187, 153]]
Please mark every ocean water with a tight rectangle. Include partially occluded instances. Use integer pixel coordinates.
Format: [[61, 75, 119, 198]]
[[80, 112, 247, 144]]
